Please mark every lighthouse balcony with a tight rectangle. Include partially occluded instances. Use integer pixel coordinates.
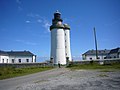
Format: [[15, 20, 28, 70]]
[[50, 24, 64, 31]]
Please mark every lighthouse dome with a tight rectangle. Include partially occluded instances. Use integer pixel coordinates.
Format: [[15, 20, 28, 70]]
[[55, 10, 61, 14], [63, 24, 70, 30]]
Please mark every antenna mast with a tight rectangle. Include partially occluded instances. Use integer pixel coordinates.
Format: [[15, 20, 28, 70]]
[[94, 27, 98, 59]]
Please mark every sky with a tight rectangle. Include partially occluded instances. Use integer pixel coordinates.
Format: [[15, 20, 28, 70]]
[[0, 0, 120, 62]]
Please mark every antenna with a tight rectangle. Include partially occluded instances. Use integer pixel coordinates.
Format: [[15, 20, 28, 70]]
[[94, 27, 98, 59]]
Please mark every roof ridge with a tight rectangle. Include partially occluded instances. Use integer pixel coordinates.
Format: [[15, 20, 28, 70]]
[[1, 50, 34, 56]]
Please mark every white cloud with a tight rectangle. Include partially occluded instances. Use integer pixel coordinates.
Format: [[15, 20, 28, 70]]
[[104, 18, 120, 26], [26, 20, 31, 23], [16, 0, 23, 11], [16, 0, 21, 4], [43, 20, 51, 32], [35, 14, 41, 18], [18, 6, 22, 11], [26, 13, 51, 32], [0, 28, 7, 32], [27, 13, 41, 18], [64, 17, 73, 24], [37, 19, 42, 23], [25, 42, 37, 46], [16, 40, 37, 46], [27, 13, 35, 18]]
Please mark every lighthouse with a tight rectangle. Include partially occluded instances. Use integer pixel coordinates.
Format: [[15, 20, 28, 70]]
[[64, 24, 72, 61], [50, 11, 72, 65]]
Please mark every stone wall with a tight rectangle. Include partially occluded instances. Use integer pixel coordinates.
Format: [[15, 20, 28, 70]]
[[72, 58, 120, 65], [0, 63, 52, 68], [0, 58, 120, 68]]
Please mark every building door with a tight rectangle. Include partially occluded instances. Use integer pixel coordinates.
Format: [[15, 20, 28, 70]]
[[12, 59, 14, 63]]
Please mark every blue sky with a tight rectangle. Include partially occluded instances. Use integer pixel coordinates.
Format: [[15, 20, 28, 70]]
[[0, 0, 120, 62]]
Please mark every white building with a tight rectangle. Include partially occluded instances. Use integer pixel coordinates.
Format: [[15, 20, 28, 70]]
[[0, 50, 36, 63], [82, 48, 120, 60], [108, 48, 120, 58], [50, 11, 72, 65], [82, 49, 110, 60], [0, 51, 9, 63]]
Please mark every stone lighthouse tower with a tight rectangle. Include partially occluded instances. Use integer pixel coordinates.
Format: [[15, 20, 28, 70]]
[[50, 11, 72, 65]]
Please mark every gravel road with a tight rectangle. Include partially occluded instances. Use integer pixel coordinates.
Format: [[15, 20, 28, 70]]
[[0, 68, 120, 90]]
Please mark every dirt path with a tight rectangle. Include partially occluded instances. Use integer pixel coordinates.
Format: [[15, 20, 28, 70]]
[[0, 68, 120, 90]]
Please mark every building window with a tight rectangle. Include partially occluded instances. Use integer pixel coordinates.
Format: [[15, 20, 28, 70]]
[[90, 58, 92, 60], [7, 59, 8, 63], [12, 59, 14, 63], [2, 59, 4, 63], [19, 59, 21, 63], [65, 46, 67, 48], [114, 56, 116, 58], [104, 57, 107, 59], [65, 33, 66, 36], [26, 59, 29, 62], [97, 57, 100, 59]]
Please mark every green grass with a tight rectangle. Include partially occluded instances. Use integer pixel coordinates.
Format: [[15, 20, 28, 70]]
[[99, 69, 114, 72], [67, 63, 120, 70], [98, 74, 109, 77], [0, 66, 53, 80]]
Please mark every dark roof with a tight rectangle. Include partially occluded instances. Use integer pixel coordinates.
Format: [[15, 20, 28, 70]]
[[0, 50, 9, 56], [0, 51, 35, 56], [7, 51, 34, 56], [118, 49, 120, 53], [82, 49, 110, 55], [109, 48, 120, 54]]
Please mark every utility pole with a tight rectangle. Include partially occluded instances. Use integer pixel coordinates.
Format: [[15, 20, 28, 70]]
[[93, 27, 98, 59]]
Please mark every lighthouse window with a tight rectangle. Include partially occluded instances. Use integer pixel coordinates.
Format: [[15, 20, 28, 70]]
[[65, 33, 66, 36]]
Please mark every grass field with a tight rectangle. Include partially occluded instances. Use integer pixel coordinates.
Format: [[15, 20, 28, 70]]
[[67, 63, 120, 70], [0, 66, 53, 80]]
